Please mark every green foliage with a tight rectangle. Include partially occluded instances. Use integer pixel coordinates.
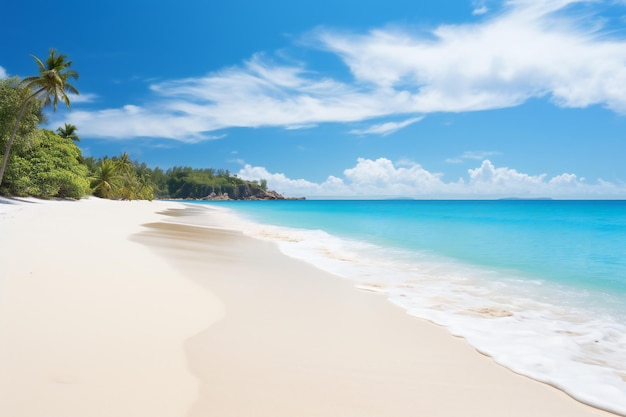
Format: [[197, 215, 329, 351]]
[[22, 49, 79, 111], [1, 49, 79, 187], [89, 154, 154, 201], [0, 78, 42, 155], [91, 158, 119, 199], [1, 126, 268, 200], [1, 63, 267, 201], [163, 166, 266, 199], [147, 166, 167, 198], [82, 156, 98, 173], [1, 130, 90, 198], [56, 123, 80, 142]]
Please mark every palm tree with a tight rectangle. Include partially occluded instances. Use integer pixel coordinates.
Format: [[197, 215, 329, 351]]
[[91, 159, 119, 199], [136, 172, 154, 201], [114, 152, 134, 175], [0, 49, 79, 187], [117, 171, 140, 200], [56, 122, 80, 142]]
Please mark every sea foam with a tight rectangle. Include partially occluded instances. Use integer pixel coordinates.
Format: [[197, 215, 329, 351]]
[[190, 202, 626, 416]]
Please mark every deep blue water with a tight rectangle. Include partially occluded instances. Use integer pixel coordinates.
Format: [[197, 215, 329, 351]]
[[187, 199, 626, 414]]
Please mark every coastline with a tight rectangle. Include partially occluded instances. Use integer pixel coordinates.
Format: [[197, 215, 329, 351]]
[[0, 198, 619, 416]]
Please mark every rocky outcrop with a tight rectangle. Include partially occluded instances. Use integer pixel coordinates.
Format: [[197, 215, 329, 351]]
[[201, 189, 305, 201], [202, 192, 230, 200]]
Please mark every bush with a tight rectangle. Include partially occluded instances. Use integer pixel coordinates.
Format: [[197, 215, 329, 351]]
[[1, 129, 90, 198]]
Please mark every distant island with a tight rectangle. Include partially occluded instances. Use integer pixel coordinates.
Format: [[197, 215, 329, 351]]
[[498, 197, 553, 201]]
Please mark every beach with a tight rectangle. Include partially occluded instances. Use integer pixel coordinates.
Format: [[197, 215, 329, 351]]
[[0, 198, 619, 417]]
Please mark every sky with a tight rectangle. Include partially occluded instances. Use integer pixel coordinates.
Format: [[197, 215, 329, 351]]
[[2, 0, 626, 198]]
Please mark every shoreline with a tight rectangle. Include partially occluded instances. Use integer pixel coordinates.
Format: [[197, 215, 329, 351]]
[[180, 199, 626, 416], [0, 198, 620, 416]]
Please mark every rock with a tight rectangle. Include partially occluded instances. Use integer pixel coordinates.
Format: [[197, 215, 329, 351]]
[[201, 192, 230, 200], [202, 189, 305, 201]]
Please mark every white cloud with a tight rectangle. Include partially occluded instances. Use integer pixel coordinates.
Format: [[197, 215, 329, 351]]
[[0, 65, 6, 79], [237, 164, 333, 196], [473, 1, 490, 15], [446, 150, 502, 163], [238, 158, 626, 199], [344, 157, 446, 195], [318, 0, 626, 114], [63, 105, 224, 142], [57, 55, 400, 141], [466, 159, 547, 194], [238, 158, 448, 197], [67, 92, 98, 104], [350, 116, 424, 136], [55, 0, 626, 141], [549, 172, 582, 184]]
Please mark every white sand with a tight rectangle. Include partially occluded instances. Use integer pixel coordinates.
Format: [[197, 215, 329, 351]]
[[0, 198, 220, 417], [0, 198, 619, 416]]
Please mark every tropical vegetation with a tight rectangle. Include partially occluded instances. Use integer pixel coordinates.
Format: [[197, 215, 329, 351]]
[[56, 123, 80, 142], [0, 50, 274, 201], [83, 159, 271, 200], [0, 49, 78, 186], [1, 129, 90, 198]]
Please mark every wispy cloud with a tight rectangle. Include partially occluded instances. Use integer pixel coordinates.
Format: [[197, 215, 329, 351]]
[[473, 6, 490, 15], [446, 150, 502, 163], [317, 0, 626, 114], [51, 0, 626, 142], [67, 93, 98, 104], [472, 1, 490, 15], [238, 158, 625, 198], [350, 116, 424, 136]]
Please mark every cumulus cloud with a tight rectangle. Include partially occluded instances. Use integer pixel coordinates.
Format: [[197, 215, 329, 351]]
[[549, 172, 583, 184], [0, 65, 6, 79], [237, 164, 337, 196], [466, 159, 547, 194], [238, 158, 625, 199], [54, 0, 626, 141]]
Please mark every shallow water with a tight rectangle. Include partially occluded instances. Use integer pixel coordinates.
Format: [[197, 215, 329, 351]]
[[188, 200, 626, 415]]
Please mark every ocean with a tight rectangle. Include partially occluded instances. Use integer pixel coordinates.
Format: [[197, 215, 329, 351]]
[[187, 199, 626, 415]]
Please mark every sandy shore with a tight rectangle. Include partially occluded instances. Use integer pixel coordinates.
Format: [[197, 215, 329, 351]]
[[0, 198, 619, 416]]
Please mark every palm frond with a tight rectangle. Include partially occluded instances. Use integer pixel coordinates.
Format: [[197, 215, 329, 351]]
[[20, 49, 80, 111]]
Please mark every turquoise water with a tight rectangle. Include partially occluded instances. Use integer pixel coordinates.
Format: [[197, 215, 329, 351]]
[[188, 200, 626, 414], [197, 200, 626, 294]]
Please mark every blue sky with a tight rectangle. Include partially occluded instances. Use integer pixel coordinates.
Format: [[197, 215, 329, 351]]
[[2, 0, 626, 198]]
